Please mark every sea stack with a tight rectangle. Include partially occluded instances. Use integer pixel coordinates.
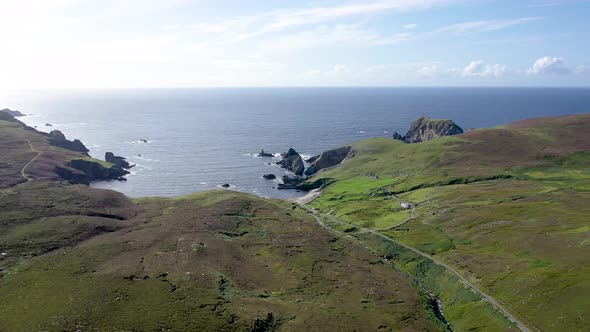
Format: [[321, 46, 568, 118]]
[[277, 148, 304, 176], [258, 149, 274, 157]]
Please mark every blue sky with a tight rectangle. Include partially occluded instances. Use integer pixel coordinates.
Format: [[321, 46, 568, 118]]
[[0, 0, 588, 88]]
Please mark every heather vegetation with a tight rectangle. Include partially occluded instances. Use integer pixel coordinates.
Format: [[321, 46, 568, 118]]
[[309, 114, 590, 331], [0, 116, 443, 331], [1, 113, 589, 331]]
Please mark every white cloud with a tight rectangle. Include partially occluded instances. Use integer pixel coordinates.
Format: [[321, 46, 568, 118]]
[[184, 0, 451, 42], [403, 23, 418, 29], [417, 65, 446, 78], [437, 17, 542, 33], [527, 56, 570, 75], [575, 65, 590, 76], [256, 24, 412, 54], [461, 60, 509, 77], [331, 64, 351, 74]]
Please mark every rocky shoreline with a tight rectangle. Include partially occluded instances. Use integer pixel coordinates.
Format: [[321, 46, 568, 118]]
[[4, 107, 464, 196], [261, 116, 463, 192], [0, 109, 133, 184]]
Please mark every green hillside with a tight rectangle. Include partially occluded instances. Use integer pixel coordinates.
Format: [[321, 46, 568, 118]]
[[308, 113, 590, 331], [0, 117, 442, 331], [1, 113, 589, 331]]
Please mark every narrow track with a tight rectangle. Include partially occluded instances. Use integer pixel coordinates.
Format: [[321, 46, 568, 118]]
[[317, 209, 532, 332], [20, 140, 41, 182]]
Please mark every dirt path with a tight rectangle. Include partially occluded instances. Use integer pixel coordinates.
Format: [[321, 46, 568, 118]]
[[20, 140, 41, 182], [299, 204, 451, 330], [316, 209, 532, 332]]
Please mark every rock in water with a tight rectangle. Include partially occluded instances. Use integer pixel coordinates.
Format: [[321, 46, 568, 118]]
[[304, 146, 351, 176], [221, 183, 230, 188], [399, 116, 463, 143], [258, 149, 274, 158], [277, 148, 304, 176], [105, 152, 133, 169], [392, 131, 403, 141], [48, 130, 90, 155], [263, 174, 276, 180]]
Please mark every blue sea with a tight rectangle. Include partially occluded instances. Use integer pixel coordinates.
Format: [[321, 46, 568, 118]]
[[3, 88, 590, 199]]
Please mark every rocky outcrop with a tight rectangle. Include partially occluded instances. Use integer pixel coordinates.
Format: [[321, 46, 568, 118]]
[[48, 130, 90, 155], [392, 132, 403, 141], [0, 112, 20, 123], [278, 176, 335, 190], [56, 159, 129, 184], [105, 152, 133, 169], [304, 146, 351, 176], [263, 174, 276, 180], [305, 155, 319, 163], [394, 116, 463, 143], [258, 149, 274, 158], [277, 148, 304, 176], [278, 175, 304, 189], [0, 108, 25, 117]]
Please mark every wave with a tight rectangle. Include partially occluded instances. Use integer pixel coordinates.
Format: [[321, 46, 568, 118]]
[[241, 152, 282, 158]]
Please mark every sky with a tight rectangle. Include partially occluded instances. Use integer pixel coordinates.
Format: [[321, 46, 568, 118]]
[[0, 0, 589, 88]]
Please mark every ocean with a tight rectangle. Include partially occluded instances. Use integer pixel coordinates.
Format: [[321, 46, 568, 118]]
[[3, 87, 590, 199]]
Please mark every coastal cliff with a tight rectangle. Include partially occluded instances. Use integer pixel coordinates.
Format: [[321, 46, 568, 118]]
[[48, 130, 90, 155], [305, 146, 351, 176], [393, 116, 464, 143]]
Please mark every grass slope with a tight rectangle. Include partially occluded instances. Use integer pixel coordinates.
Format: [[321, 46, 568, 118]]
[[309, 113, 590, 331], [0, 118, 443, 331]]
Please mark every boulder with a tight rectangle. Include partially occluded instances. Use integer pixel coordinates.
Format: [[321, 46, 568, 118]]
[[398, 116, 463, 143], [105, 152, 133, 169], [304, 146, 351, 176], [263, 174, 276, 180], [277, 148, 304, 176], [48, 130, 89, 155], [221, 183, 230, 188], [392, 131, 403, 141], [258, 149, 274, 158]]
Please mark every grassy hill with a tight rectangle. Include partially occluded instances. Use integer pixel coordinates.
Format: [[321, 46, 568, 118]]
[[308, 113, 590, 331], [0, 117, 443, 330], [2, 113, 589, 331]]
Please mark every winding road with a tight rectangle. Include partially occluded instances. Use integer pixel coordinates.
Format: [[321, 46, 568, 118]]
[[20, 140, 41, 183], [299, 203, 532, 332]]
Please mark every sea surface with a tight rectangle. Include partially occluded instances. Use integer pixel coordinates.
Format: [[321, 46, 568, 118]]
[[3, 88, 590, 199]]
